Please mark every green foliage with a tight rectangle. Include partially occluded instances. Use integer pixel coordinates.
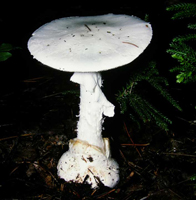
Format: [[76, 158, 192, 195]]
[[0, 43, 13, 61], [167, 3, 196, 83], [190, 174, 196, 181], [116, 62, 182, 131], [190, 174, 196, 189], [166, 3, 196, 19], [144, 14, 150, 22], [61, 90, 80, 96], [0, 43, 21, 62]]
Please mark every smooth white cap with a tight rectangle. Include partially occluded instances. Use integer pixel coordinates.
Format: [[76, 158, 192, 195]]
[[28, 14, 152, 72]]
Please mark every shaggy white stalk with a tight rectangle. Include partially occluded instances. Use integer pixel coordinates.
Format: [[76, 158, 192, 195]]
[[57, 72, 119, 188], [71, 72, 114, 148]]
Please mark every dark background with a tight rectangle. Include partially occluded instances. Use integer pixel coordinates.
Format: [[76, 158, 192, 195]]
[[0, 0, 185, 101], [1, 0, 195, 124], [1, 0, 196, 199]]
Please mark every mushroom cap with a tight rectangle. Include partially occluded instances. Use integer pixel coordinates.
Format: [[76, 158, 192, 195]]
[[28, 14, 152, 72]]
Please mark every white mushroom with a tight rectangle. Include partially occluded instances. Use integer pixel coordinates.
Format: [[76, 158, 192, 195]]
[[28, 14, 153, 188]]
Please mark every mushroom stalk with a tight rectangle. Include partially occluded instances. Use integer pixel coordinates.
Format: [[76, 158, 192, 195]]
[[57, 72, 119, 188], [70, 72, 115, 149]]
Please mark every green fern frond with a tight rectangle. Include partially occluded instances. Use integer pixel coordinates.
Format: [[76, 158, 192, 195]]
[[169, 66, 184, 73], [172, 34, 196, 42], [143, 62, 181, 111], [131, 92, 172, 130], [128, 94, 147, 121], [145, 101, 172, 130], [167, 3, 196, 20], [126, 91, 172, 130], [166, 3, 195, 11], [116, 62, 181, 131], [167, 41, 196, 63], [188, 24, 196, 30], [168, 41, 193, 52], [149, 80, 182, 111], [167, 33, 196, 83]]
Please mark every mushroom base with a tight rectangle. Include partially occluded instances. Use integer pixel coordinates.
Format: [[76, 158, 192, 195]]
[[57, 138, 119, 188]]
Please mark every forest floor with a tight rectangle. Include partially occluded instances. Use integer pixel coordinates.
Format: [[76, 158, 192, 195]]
[[0, 73, 196, 200], [1, 1, 196, 199]]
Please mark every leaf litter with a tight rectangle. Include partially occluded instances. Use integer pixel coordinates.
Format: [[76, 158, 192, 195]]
[[0, 75, 196, 200]]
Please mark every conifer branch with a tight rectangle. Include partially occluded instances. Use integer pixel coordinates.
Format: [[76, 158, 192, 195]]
[[167, 2, 196, 84], [116, 62, 181, 131]]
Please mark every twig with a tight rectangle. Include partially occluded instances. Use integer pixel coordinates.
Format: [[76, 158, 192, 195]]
[[91, 189, 98, 196], [119, 149, 127, 162], [84, 24, 91, 31], [168, 189, 183, 199], [0, 133, 35, 141], [23, 76, 45, 83], [163, 152, 196, 157], [129, 82, 135, 95], [33, 161, 59, 184], [177, 117, 196, 125], [97, 189, 116, 199], [122, 41, 139, 48], [0, 135, 18, 141], [120, 82, 135, 98], [124, 122, 142, 157], [128, 161, 143, 170], [0, 123, 13, 128], [140, 196, 149, 200], [121, 143, 150, 146], [9, 166, 20, 175], [41, 92, 63, 99]]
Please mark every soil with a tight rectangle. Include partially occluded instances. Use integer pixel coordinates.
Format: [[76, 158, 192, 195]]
[[1, 1, 196, 199], [0, 62, 196, 200]]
